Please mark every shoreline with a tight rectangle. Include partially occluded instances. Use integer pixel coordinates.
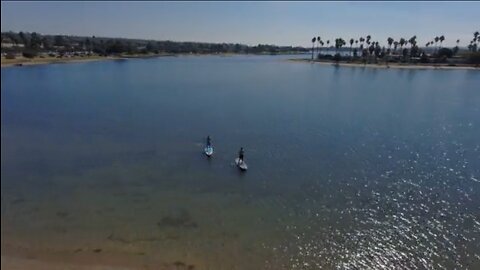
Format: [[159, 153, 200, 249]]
[[1, 53, 305, 68], [0, 54, 177, 68], [1, 56, 117, 68], [289, 58, 480, 70], [3, 54, 478, 71]]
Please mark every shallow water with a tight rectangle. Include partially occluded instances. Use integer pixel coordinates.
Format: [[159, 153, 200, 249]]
[[1, 55, 480, 269]]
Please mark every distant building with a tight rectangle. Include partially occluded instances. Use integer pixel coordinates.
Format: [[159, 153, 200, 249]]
[[1, 42, 24, 48]]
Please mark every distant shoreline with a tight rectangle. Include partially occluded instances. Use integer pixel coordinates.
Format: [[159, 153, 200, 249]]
[[289, 58, 480, 70], [1, 53, 306, 68], [4, 55, 478, 70], [0, 53, 177, 68]]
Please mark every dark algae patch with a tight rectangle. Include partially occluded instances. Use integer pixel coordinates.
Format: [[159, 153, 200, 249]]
[[157, 209, 198, 229], [172, 261, 195, 270], [107, 233, 163, 244], [56, 211, 69, 218], [11, 198, 26, 204], [173, 261, 185, 267]]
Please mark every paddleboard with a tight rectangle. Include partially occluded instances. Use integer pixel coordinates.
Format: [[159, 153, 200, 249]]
[[204, 146, 214, 157], [235, 158, 248, 171]]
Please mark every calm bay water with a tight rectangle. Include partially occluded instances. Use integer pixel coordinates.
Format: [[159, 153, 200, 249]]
[[1, 55, 480, 269]]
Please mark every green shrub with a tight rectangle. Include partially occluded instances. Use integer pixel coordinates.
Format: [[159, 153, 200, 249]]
[[432, 56, 448, 63], [333, 53, 341, 62], [437, 48, 453, 58], [420, 53, 429, 63], [22, 50, 37, 58], [5, 52, 16, 59], [467, 52, 480, 65]]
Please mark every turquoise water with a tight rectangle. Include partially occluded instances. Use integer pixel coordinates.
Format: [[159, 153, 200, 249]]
[[2, 56, 480, 269]]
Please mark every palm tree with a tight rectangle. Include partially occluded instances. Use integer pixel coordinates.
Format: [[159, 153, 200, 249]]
[[408, 36, 417, 58], [439, 35, 445, 48], [335, 38, 346, 53], [359, 37, 365, 48], [454, 39, 460, 56], [409, 36, 417, 48], [393, 41, 399, 54], [355, 40, 359, 57], [317, 36, 321, 56], [399, 38, 406, 51], [311, 37, 316, 60], [365, 36, 372, 56], [368, 42, 375, 56], [375, 41, 381, 57], [387, 37, 394, 55], [434, 36, 440, 52], [474, 31, 479, 50], [349, 38, 354, 56]]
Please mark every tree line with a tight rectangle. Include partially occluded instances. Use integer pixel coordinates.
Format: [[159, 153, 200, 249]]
[[310, 31, 480, 64], [1, 31, 309, 57]]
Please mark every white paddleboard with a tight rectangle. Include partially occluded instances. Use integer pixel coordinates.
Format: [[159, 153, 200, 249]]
[[235, 158, 248, 171], [204, 146, 214, 157]]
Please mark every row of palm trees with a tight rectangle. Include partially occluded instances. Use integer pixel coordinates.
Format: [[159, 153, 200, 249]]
[[468, 31, 479, 52], [310, 35, 418, 59], [310, 31, 479, 60]]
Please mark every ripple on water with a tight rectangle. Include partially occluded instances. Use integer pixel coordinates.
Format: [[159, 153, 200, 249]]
[[268, 137, 480, 269]]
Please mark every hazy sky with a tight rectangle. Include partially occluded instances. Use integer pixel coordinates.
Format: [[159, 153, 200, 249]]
[[1, 1, 479, 47]]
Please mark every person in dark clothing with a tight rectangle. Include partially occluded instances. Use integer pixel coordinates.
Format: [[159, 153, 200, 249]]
[[206, 136, 211, 147], [238, 147, 245, 163]]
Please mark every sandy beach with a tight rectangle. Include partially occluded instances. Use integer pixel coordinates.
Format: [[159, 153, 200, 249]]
[[0, 54, 178, 68], [1, 56, 118, 68], [290, 58, 480, 70]]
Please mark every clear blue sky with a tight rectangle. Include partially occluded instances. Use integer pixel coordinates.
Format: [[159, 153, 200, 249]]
[[1, 1, 479, 47]]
